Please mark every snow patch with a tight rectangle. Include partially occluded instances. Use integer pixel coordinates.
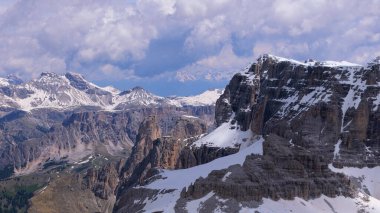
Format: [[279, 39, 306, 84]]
[[299, 86, 332, 105], [240, 192, 380, 213], [193, 122, 254, 148], [333, 139, 342, 160], [221, 172, 232, 182], [140, 137, 264, 212], [373, 93, 380, 111], [329, 164, 380, 199], [340, 68, 367, 132], [186, 192, 215, 212]]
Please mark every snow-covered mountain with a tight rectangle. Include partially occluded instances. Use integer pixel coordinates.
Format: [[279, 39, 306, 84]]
[[167, 89, 224, 107], [0, 72, 223, 111]]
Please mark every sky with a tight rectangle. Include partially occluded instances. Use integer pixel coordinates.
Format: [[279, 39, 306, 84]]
[[0, 0, 379, 96]]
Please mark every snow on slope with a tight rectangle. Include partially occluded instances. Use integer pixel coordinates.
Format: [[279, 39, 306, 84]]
[[101, 86, 120, 94], [113, 87, 164, 108], [329, 164, 380, 199], [0, 72, 223, 111], [168, 89, 224, 107], [0, 77, 10, 86], [373, 93, 380, 111], [14, 72, 111, 111], [193, 122, 254, 148], [264, 54, 363, 68], [138, 136, 264, 213], [240, 192, 380, 213]]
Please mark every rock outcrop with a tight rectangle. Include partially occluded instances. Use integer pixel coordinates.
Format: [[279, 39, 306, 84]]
[[119, 116, 208, 184], [114, 116, 208, 211], [120, 116, 162, 179], [83, 163, 120, 200]]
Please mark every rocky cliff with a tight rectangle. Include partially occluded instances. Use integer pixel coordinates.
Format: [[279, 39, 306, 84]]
[[0, 104, 215, 178], [174, 55, 380, 211], [114, 54, 380, 212]]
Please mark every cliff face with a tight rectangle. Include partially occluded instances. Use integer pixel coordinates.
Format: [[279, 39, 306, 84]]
[[213, 55, 380, 167], [120, 116, 162, 180], [113, 55, 380, 212], [0, 105, 215, 177], [175, 55, 380, 211], [119, 116, 207, 180], [114, 116, 208, 212]]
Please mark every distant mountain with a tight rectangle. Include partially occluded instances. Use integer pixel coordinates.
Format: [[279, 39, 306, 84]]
[[0, 72, 223, 111], [168, 89, 224, 107]]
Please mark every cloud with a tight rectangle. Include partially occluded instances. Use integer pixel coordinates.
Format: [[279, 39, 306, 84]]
[[176, 44, 251, 82], [0, 0, 379, 84]]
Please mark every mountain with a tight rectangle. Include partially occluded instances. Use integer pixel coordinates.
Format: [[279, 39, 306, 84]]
[[0, 72, 223, 111], [0, 73, 222, 178], [1, 54, 379, 212], [113, 54, 380, 212]]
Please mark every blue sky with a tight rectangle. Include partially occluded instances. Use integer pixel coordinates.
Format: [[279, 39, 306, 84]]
[[0, 0, 379, 96]]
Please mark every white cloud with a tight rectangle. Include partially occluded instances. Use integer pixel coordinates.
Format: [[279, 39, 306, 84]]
[[185, 15, 229, 50], [0, 0, 379, 82], [98, 64, 139, 81], [253, 41, 309, 59], [176, 44, 251, 81]]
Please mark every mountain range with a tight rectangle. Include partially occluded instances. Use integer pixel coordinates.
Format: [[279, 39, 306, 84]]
[[0, 54, 379, 213], [0, 72, 223, 111]]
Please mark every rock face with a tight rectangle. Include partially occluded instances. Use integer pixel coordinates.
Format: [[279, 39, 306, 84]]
[[119, 116, 208, 184], [113, 55, 380, 212], [114, 116, 209, 211], [120, 116, 162, 179], [23, 107, 215, 213], [83, 163, 120, 200], [176, 55, 380, 210], [0, 110, 135, 175], [0, 105, 215, 177], [177, 146, 238, 169], [215, 70, 259, 130], [179, 134, 353, 207]]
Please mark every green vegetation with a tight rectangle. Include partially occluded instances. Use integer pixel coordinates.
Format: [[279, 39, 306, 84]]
[[0, 166, 14, 180], [0, 173, 49, 213], [0, 184, 41, 213]]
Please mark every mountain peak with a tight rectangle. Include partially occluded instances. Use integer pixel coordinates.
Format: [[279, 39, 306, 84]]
[[65, 72, 90, 91], [131, 86, 144, 91], [119, 86, 147, 96], [65, 72, 85, 79], [6, 74, 23, 85]]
